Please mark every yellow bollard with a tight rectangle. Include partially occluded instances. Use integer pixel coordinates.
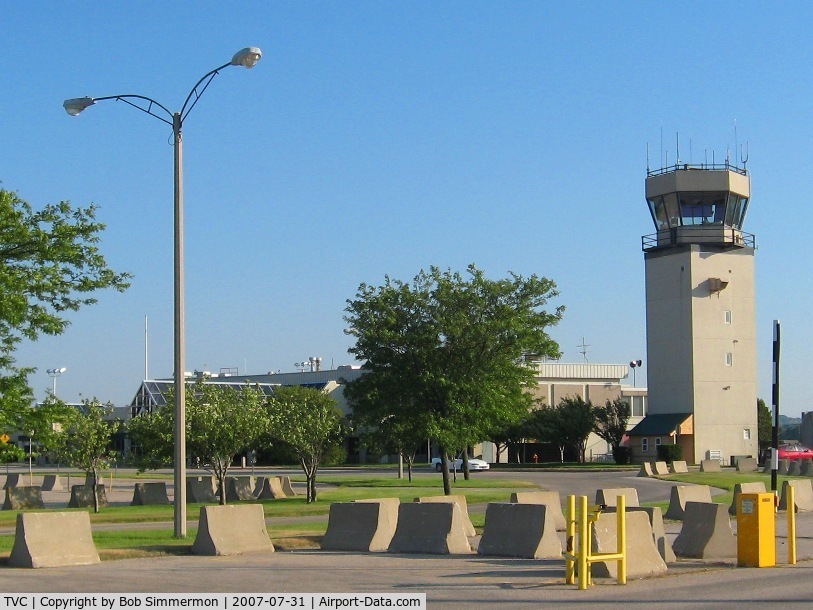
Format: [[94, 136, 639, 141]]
[[617, 494, 627, 585], [788, 485, 797, 565], [578, 495, 589, 590], [565, 495, 576, 584]]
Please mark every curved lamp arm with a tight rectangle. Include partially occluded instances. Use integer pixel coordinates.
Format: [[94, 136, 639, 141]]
[[63, 47, 262, 124]]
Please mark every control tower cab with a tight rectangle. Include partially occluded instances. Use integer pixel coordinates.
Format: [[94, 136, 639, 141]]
[[639, 162, 757, 466]]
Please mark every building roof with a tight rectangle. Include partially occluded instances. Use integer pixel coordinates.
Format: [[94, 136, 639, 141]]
[[628, 412, 692, 436]]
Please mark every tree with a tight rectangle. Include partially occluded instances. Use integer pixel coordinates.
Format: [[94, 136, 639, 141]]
[[129, 382, 269, 505], [757, 398, 772, 450], [52, 400, 120, 513], [531, 398, 595, 463], [344, 264, 563, 494], [0, 188, 130, 419], [266, 385, 345, 503], [593, 398, 632, 464]]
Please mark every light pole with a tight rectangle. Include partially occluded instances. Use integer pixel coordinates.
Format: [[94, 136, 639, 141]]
[[629, 359, 642, 387], [64, 47, 262, 538], [46, 367, 67, 397]]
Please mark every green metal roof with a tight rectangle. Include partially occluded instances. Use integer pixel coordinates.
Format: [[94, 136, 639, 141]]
[[628, 413, 692, 436]]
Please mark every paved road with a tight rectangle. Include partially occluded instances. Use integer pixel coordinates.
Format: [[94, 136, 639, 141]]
[[2, 467, 810, 607]]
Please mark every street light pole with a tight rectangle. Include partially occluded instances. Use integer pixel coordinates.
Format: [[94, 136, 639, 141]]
[[46, 367, 67, 398], [64, 47, 262, 538]]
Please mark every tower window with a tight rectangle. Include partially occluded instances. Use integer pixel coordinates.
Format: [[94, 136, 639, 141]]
[[744, 429, 751, 440], [724, 310, 732, 324], [725, 353, 733, 366]]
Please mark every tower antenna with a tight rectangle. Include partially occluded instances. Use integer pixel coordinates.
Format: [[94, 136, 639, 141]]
[[577, 337, 591, 363], [676, 132, 681, 165], [646, 142, 650, 173]]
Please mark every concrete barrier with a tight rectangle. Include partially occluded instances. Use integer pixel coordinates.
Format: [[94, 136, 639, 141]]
[[509, 491, 567, 531], [187, 476, 217, 503], [653, 461, 670, 475], [673, 502, 736, 559], [3, 473, 22, 489], [254, 477, 287, 500], [191, 504, 275, 556], [388, 502, 472, 554], [729, 482, 766, 515], [779, 459, 790, 475], [787, 461, 802, 476], [41, 475, 63, 491], [670, 461, 689, 474], [131, 482, 170, 506], [279, 475, 296, 496], [664, 485, 713, 521], [9, 511, 100, 568], [736, 457, 758, 472], [477, 503, 561, 559], [84, 474, 104, 487], [779, 479, 813, 512], [595, 488, 640, 508], [226, 477, 255, 502], [700, 460, 722, 473], [637, 462, 654, 477], [414, 495, 475, 537], [591, 510, 667, 578], [67, 485, 108, 508], [800, 459, 813, 476], [3, 486, 45, 510], [607, 505, 675, 563], [321, 499, 399, 552]]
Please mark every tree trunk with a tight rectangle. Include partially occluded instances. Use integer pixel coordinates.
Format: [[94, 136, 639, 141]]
[[91, 468, 99, 514], [440, 446, 452, 495], [462, 448, 471, 480], [218, 474, 227, 505]]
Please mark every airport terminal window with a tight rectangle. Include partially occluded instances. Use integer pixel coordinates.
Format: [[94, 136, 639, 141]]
[[630, 395, 646, 417]]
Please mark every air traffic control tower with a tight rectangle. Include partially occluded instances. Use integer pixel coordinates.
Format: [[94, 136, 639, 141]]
[[642, 162, 758, 465]]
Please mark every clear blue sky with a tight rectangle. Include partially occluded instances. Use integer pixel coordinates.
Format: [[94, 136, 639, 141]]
[[2, 2, 810, 416]]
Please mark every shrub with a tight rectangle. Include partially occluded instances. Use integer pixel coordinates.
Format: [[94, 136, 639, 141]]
[[612, 446, 631, 465], [656, 444, 682, 463]]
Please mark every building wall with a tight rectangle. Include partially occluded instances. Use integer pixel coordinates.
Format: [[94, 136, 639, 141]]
[[645, 244, 758, 464]]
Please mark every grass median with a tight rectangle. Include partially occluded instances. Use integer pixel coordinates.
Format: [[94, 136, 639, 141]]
[[0, 473, 536, 561]]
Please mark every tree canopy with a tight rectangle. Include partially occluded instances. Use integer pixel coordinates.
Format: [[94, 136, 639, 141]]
[[344, 264, 563, 493], [266, 385, 345, 503], [0, 187, 130, 419], [129, 382, 269, 504], [593, 397, 631, 463]]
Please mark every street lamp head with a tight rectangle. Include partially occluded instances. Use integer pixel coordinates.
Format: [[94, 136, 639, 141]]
[[63, 97, 96, 116], [231, 47, 262, 68]]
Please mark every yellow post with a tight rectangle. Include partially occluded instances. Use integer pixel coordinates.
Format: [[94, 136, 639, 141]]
[[788, 485, 797, 565], [617, 494, 627, 585], [578, 495, 589, 590], [565, 495, 576, 584]]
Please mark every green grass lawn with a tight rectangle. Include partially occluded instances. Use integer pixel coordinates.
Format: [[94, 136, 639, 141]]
[[0, 473, 536, 560]]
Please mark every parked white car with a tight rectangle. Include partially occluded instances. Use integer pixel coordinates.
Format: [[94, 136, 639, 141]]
[[431, 457, 490, 472]]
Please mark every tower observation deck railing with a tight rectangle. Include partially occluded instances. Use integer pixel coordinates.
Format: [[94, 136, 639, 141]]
[[642, 226, 756, 251], [647, 162, 748, 177]]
